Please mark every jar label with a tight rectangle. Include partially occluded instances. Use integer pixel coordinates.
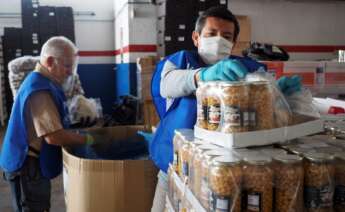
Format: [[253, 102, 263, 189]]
[[304, 185, 333, 208], [173, 152, 178, 166], [197, 104, 207, 121], [224, 106, 241, 126], [242, 111, 250, 126], [247, 192, 261, 211], [210, 193, 232, 212], [201, 178, 210, 201], [203, 104, 208, 121], [334, 185, 345, 206], [208, 105, 221, 124], [249, 110, 257, 127], [182, 162, 189, 177]]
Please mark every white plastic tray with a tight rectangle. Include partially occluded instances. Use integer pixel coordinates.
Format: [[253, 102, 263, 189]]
[[194, 119, 324, 148]]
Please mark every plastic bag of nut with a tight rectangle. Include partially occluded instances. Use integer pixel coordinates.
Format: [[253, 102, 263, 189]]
[[272, 154, 304, 212], [334, 153, 345, 212], [242, 155, 274, 212], [303, 152, 335, 212], [209, 154, 243, 212]]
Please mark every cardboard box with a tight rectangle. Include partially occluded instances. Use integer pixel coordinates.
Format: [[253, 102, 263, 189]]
[[141, 72, 153, 101], [194, 115, 324, 148], [143, 100, 160, 129], [63, 125, 158, 212], [232, 41, 250, 57], [236, 15, 251, 42], [137, 56, 159, 74]]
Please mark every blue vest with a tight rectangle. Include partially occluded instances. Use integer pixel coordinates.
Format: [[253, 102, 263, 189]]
[[150, 50, 266, 172], [0, 72, 70, 179]]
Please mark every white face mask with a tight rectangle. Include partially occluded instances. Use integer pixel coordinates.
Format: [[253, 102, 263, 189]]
[[198, 36, 233, 64]]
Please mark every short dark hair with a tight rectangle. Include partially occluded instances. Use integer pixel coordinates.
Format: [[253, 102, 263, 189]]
[[195, 6, 240, 42]]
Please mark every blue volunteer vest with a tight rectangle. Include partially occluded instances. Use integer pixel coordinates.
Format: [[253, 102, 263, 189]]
[[150, 50, 266, 172], [0, 72, 70, 179]]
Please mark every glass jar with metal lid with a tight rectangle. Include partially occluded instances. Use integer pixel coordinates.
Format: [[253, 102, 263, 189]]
[[173, 130, 183, 174], [249, 81, 274, 131], [334, 153, 345, 212], [303, 152, 335, 212], [260, 147, 287, 157], [209, 154, 243, 212], [179, 140, 192, 181], [272, 154, 304, 212], [198, 147, 227, 209], [196, 81, 209, 129], [207, 82, 221, 131], [243, 155, 273, 212], [190, 144, 224, 195], [173, 129, 194, 175], [219, 81, 250, 133]]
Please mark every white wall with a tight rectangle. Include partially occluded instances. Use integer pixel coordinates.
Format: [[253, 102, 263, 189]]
[[1, 0, 345, 62], [230, 0, 345, 60], [0, 0, 115, 63]]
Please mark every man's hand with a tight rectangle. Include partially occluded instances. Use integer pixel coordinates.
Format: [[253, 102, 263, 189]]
[[277, 75, 302, 96], [199, 59, 248, 81], [70, 116, 97, 129]]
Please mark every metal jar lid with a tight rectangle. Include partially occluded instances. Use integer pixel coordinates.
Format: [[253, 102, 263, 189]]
[[334, 152, 345, 161], [218, 81, 247, 87], [304, 152, 335, 163], [273, 154, 303, 164], [260, 148, 287, 157], [243, 155, 272, 165], [204, 149, 231, 158], [212, 154, 242, 166]]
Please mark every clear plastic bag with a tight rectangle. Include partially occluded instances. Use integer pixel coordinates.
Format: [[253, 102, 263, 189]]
[[286, 87, 320, 118], [244, 71, 292, 128], [67, 95, 103, 124]]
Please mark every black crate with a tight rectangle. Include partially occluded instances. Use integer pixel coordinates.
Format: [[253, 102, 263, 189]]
[[165, 0, 196, 19], [38, 6, 57, 24], [3, 28, 22, 49], [21, 0, 39, 13], [56, 7, 75, 42], [22, 9, 40, 30]]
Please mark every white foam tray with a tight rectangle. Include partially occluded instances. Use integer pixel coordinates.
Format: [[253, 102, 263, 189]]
[[194, 119, 324, 148]]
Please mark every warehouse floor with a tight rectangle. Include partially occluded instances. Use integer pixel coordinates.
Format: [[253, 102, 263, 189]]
[[0, 126, 66, 212]]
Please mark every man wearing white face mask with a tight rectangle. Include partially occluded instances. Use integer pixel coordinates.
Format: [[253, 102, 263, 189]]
[[149, 6, 268, 211]]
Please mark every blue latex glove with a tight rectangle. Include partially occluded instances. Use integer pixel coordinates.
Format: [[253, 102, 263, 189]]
[[200, 59, 248, 81], [137, 131, 154, 147], [277, 75, 302, 95]]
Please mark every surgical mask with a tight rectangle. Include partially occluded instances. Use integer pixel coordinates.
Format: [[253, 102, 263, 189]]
[[198, 36, 233, 64]]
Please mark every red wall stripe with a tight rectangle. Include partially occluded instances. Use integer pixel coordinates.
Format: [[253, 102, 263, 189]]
[[78, 44, 345, 56], [280, 45, 345, 53], [78, 44, 157, 56]]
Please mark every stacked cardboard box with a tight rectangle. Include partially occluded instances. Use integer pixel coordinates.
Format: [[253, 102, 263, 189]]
[[232, 15, 251, 56], [137, 56, 159, 101], [143, 100, 160, 129]]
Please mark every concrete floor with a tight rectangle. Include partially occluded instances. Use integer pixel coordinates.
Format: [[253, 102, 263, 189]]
[[0, 126, 66, 212]]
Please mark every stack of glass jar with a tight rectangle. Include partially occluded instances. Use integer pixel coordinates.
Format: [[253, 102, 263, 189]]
[[196, 81, 275, 133], [167, 129, 345, 212]]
